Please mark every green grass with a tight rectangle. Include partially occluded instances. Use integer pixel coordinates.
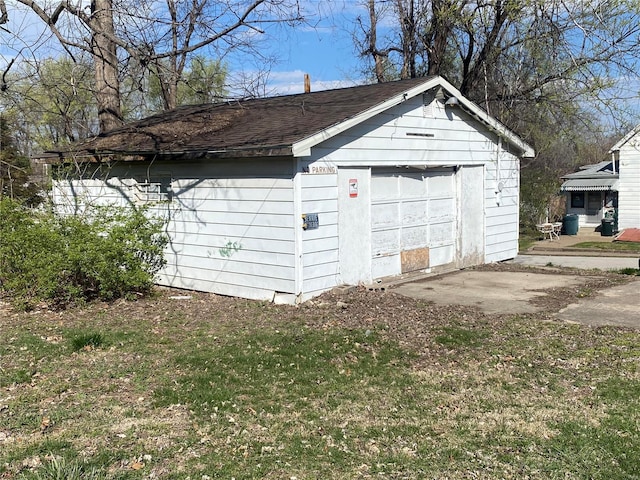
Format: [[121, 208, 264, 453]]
[[434, 326, 488, 347], [618, 267, 640, 276], [2, 289, 640, 479], [571, 241, 640, 252], [18, 456, 107, 480], [69, 331, 105, 352], [519, 232, 539, 251]]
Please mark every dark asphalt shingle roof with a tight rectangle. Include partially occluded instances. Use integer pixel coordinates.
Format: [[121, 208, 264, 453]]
[[69, 78, 437, 157]]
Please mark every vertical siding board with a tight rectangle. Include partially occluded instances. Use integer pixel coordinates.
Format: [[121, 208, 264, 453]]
[[484, 149, 520, 262]]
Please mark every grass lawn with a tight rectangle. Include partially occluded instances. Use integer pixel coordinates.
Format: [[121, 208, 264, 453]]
[[1, 282, 639, 479], [571, 241, 640, 252]]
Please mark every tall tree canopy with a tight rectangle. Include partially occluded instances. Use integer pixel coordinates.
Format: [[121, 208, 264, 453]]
[[0, 0, 304, 133], [356, 1, 640, 116], [0, 114, 42, 205]]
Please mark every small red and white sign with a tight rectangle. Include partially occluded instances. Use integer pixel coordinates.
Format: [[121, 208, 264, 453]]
[[349, 179, 358, 197]]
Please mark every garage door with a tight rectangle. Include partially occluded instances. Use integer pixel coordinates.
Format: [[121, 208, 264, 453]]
[[371, 168, 456, 279]]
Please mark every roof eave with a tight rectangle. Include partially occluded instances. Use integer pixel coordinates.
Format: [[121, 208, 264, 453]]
[[441, 78, 535, 157], [609, 123, 640, 152], [47, 145, 294, 163]]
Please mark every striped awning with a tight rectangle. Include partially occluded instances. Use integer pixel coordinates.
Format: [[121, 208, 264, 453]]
[[560, 178, 619, 192]]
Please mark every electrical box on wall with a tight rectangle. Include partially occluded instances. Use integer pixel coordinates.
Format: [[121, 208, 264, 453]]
[[302, 213, 319, 230]]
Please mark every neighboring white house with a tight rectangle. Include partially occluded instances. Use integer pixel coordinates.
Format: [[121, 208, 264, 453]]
[[560, 160, 619, 228], [48, 76, 534, 304], [609, 125, 640, 231]]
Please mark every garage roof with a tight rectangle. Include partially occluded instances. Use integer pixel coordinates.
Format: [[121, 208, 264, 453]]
[[48, 76, 534, 161]]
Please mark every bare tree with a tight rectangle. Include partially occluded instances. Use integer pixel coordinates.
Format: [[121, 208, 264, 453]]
[[0, 0, 304, 132], [354, 0, 640, 117]]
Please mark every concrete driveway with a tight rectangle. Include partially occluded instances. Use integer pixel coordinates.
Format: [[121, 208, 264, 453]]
[[556, 280, 640, 328], [391, 270, 594, 315], [390, 269, 640, 328]]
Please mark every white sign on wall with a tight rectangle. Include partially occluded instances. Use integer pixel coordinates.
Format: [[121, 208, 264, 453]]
[[349, 179, 358, 197]]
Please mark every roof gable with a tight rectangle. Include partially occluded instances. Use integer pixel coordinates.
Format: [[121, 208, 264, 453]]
[[610, 124, 640, 152], [58, 76, 534, 160]]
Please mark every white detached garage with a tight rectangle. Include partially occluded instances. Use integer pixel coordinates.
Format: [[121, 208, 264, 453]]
[[50, 76, 534, 304]]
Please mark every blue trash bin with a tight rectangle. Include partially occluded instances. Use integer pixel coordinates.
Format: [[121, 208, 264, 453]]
[[562, 214, 579, 235]]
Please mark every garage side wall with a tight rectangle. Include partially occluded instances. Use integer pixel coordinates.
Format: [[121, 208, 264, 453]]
[[299, 168, 340, 299], [52, 158, 297, 301], [484, 144, 520, 262]]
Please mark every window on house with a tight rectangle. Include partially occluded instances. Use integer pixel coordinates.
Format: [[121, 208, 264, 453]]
[[571, 192, 584, 208], [587, 192, 601, 215]]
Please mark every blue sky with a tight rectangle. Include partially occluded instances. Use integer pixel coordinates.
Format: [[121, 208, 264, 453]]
[[268, 25, 363, 94], [0, 0, 364, 94], [0, 0, 368, 96], [238, 0, 370, 95], [1, 0, 638, 124]]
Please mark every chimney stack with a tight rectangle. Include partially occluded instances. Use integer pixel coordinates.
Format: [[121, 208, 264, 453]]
[[304, 73, 311, 93]]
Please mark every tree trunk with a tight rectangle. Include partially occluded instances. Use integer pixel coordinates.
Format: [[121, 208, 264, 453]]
[[397, 0, 416, 79], [427, 0, 454, 77], [367, 0, 387, 83], [90, 0, 123, 133]]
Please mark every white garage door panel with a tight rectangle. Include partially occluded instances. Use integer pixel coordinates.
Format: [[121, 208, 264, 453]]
[[401, 225, 430, 248], [372, 255, 399, 279], [371, 169, 456, 277], [371, 175, 400, 198], [428, 198, 455, 220], [402, 175, 427, 196], [372, 229, 399, 255], [430, 223, 454, 245], [401, 200, 428, 224], [427, 173, 452, 195], [372, 202, 400, 229], [430, 245, 455, 266]]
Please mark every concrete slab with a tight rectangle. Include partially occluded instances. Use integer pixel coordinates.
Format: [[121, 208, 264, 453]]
[[556, 279, 640, 328], [391, 271, 592, 315], [510, 255, 640, 270]]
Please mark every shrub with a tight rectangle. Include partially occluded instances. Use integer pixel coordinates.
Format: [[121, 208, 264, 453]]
[[70, 332, 105, 352], [0, 198, 167, 308], [18, 455, 106, 480]]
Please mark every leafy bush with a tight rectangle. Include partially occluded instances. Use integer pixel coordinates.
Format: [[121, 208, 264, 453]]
[[0, 198, 167, 308]]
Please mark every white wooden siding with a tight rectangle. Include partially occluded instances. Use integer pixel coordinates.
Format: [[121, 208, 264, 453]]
[[53, 159, 298, 302], [618, 141, 640, 230], [300, 173, 340, 297], [484, 150, 520, 261], [307, 96, 497, 167]]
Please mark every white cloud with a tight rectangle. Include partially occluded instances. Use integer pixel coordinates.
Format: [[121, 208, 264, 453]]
[[267, 69, 361, 95]]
